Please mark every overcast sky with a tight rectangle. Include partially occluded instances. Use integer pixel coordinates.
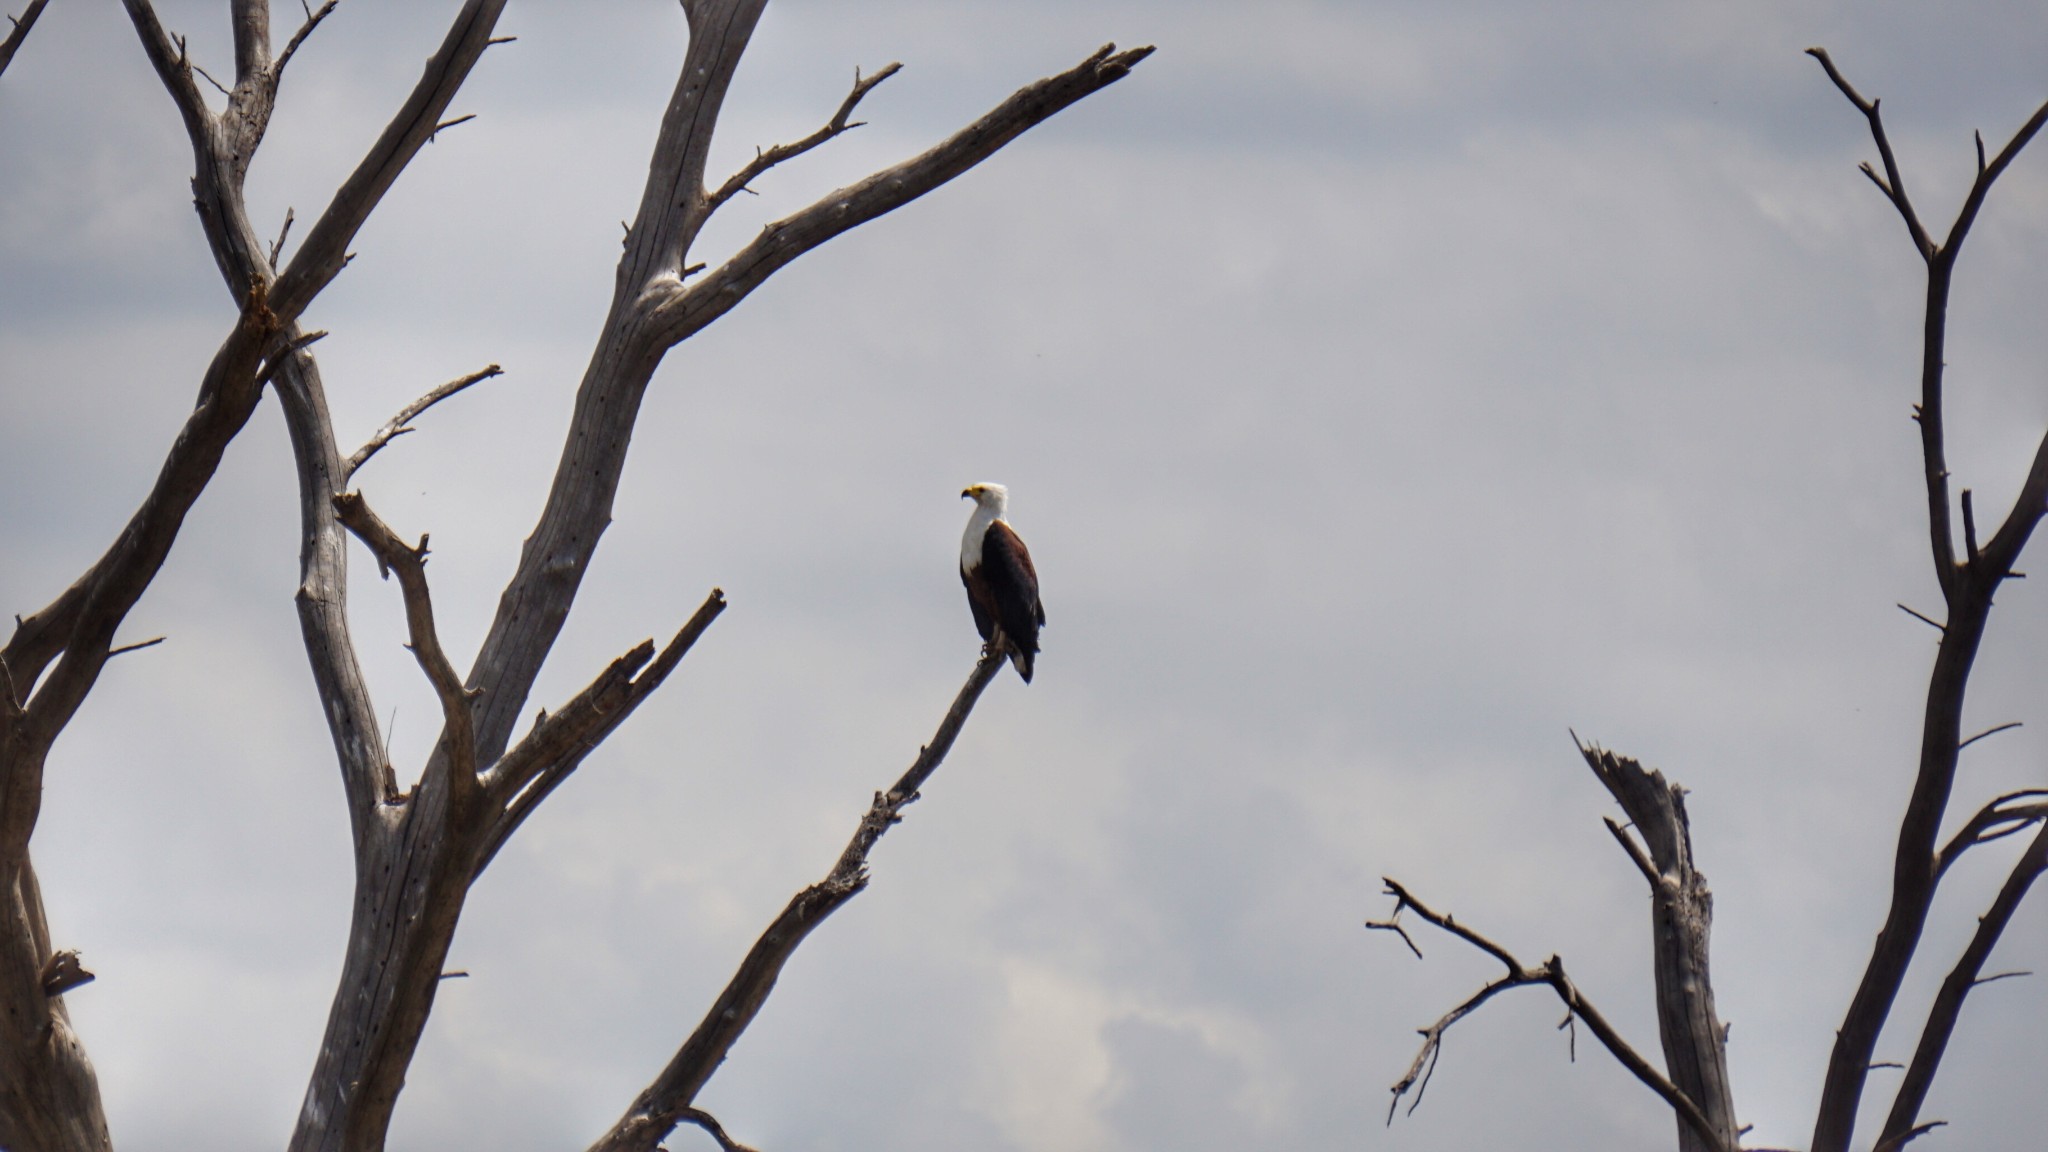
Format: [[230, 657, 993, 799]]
[[6, 1, 2048, 1149]]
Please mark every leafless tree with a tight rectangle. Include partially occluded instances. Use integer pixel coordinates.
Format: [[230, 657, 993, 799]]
[[1369, 49, 2048, 1152], [0, 3, 1147, 1149]]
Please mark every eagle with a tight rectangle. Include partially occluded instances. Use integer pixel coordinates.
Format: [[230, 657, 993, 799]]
[[960, 482, 1044, 682]]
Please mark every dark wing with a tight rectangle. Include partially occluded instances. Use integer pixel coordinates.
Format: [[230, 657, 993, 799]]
[[960, 563, 999, 643], [981, 520, 1043, 662]]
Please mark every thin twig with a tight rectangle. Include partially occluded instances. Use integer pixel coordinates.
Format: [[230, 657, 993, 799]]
[[679, 1108, 762, 1152], [268, 207, 295, 270], [1806, 47, 1933, 259], [1961, 489, 1979, 563], [345, 364, 501, 477], [1970, 969, 2029, 987], [1372, 880, 1732, 1152], [1896, 603, 1945, 633], [256, 329, 328, 387], [107, 636, 166, 659], [332, 492, 478, 796], [1958, 721, 2022, 751], [1363, 909, 1423, 959], [190, 58, 232, 98], [1602, 815, 1661, 888], [273, 0, 337, 82], [1874, 1121, 1947, 1152], [705, 62, 903, 215], [1933, 789, 2048, 882], [429, 112, 475, 141]]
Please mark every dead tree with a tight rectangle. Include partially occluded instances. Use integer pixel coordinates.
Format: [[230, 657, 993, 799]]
[[0, 3, 1148, 1150], [1370, 49, 2048, 1152]]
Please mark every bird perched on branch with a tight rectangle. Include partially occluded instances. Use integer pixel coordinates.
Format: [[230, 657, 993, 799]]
[[960, 482, 1044, 682]]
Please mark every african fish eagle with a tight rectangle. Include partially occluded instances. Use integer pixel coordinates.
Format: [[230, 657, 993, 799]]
[[960, 482, 1044, 682]]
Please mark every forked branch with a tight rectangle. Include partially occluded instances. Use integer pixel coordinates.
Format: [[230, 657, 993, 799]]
[[332, 492, 477, 793], [1881, 820, 2048, 1145], [1806, 47, 1933, 260], [586, 648, 1007, 1152], [650, 42, 1155, 347], [476, 589, 728, 872], [1934, 789, 2048, 881], [1809, 49, 2048, 1152], [704, 61, 903, 215], [1370, 879, 1734, 1152]]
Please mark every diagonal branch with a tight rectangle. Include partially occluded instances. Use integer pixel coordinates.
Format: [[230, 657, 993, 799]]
[[1933, 789, 2048, 882], [585, 649, 1006, 1152], [332, 492, 478, 797], [1373, 880, 1734, 1152], [1806, 47, 1932, 260], [0, 0, 49, 79], [1938, 95, 2048, 263], [1882, 820, 2048, 1145], [475, 589, 727, 873], [703, 61, 903, 216], [1975, 424, 2048, 579], [345, 363, 501, 478], [273, 0, 338, 85], [651, 42, 1154, 349], [269, 0, 508, 321]]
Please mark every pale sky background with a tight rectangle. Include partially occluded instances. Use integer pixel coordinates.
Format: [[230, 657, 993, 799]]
[[5, 1, 2048, 1149]]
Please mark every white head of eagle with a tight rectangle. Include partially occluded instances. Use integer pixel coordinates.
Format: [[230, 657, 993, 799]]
[[960, 483, 1044, 682]]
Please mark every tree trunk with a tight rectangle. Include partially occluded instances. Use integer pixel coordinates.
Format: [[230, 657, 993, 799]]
[[1583, 748, 1739, 1152]]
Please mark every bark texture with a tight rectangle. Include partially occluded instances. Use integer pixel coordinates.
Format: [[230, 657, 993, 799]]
[[1581, 746, 1739, 1152]]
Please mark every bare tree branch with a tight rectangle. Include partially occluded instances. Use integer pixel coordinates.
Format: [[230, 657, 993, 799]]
[[703, 61, 903, 216], [1933, 789, 2048, 882], [1957, 720, 2022, 751], [0, 0, 51, 79], [345, 364, 502, 477], [650, 42, 1155, 349], [1808, 50, 2048, 1152], [273, 0, 337, 84], [332, 492, 478, 801], [1805, 48, 1933, 260], [270, 0, 509, 320], [1372, 879, 1734, 1152], [1875, 1121, 1947, 1152], [105, 636, 166, 659], [586, 649, 1006, 1152], [475, 589, 728, 873], [1881, 821, 2048, 1145], [678, 1108, 762, 1152]]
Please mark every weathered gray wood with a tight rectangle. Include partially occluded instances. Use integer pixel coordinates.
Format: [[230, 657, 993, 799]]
[[587, 650, 1006, 1152], [1580, 747, 1739, 1152]]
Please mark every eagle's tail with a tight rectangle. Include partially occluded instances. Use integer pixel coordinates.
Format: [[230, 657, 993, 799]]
[[1009, 646, 1035, 683]]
